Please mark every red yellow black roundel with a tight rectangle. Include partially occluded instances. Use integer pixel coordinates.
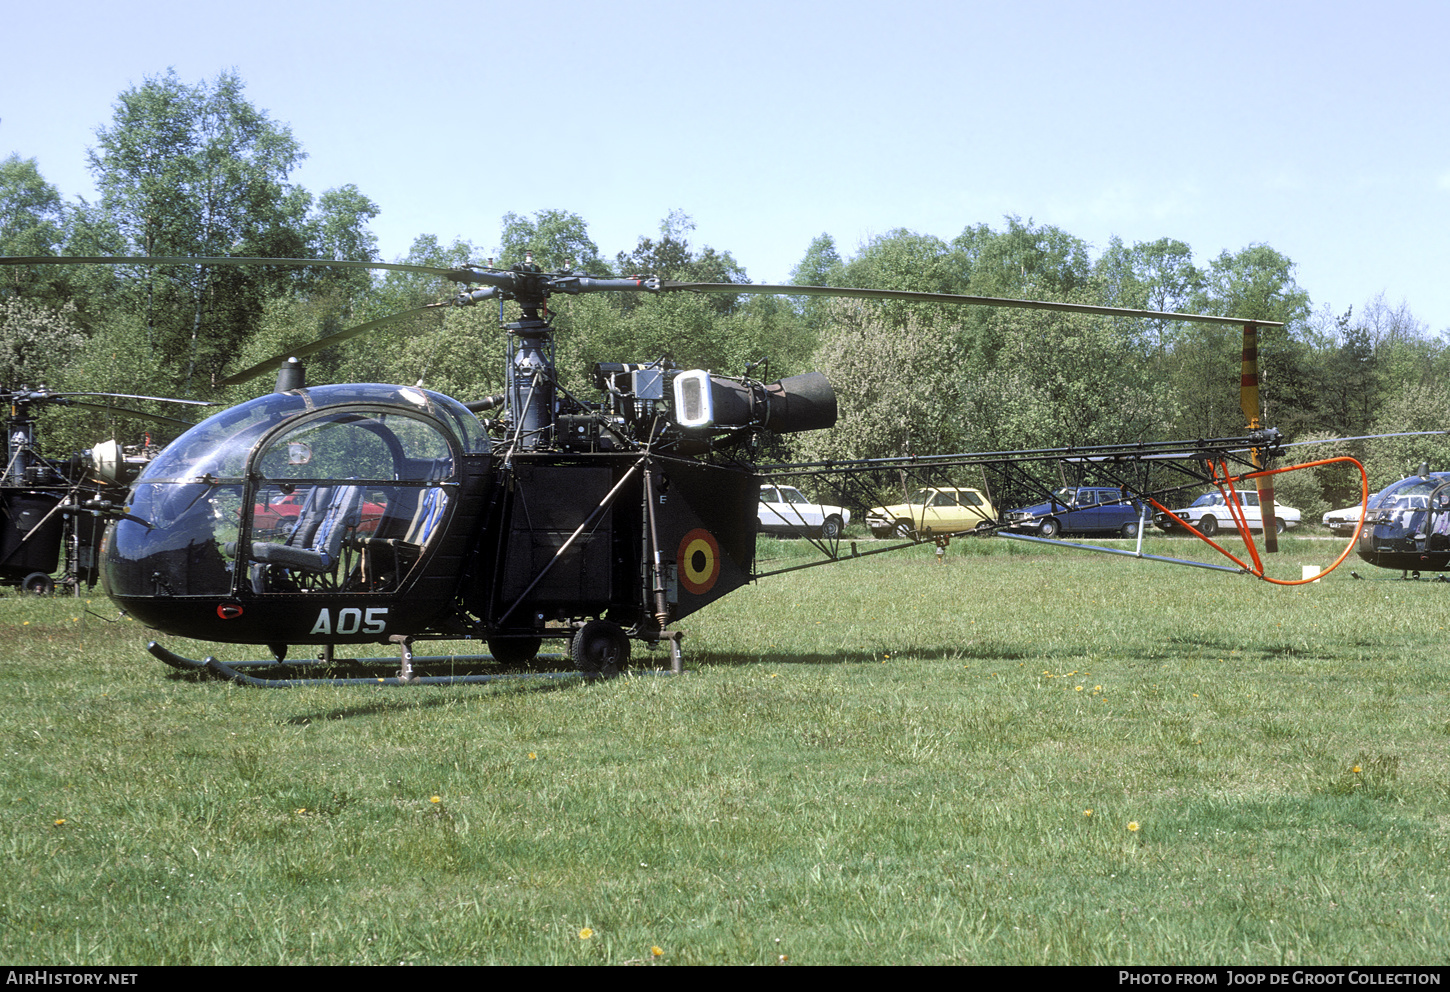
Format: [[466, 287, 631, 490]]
[[678, 528, 721, 595]]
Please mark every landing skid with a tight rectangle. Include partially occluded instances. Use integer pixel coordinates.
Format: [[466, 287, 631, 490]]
[[147, 635, 679, 688]]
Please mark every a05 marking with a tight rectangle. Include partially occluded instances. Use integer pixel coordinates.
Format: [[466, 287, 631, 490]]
[[309, 607, 388, 635]]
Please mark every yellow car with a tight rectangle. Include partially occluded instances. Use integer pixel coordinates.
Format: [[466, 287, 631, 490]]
[[866, 487, 996, 538]]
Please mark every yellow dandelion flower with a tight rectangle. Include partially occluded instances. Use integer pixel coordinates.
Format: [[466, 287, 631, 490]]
[[296, 808, 306, 815], [779, 954, 789, 963], [1352, 765, 1362, 774], [578, 927, 594, 940], [528, 752, 537, 760], [1127, 821, 1140, 832], [53, 819, 66, 827], [1075, 685, 1083, 692], [651, 946, 664, 958], [430, 796, 441, 804], [1083, 809, 1093, 817]]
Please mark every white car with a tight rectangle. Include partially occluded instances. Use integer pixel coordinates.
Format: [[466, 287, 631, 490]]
[[1322, 492, 1384, 536], [1154, 490, 1301, 537], [758, 485, 851, 539]]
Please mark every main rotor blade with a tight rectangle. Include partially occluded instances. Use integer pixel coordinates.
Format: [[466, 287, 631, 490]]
[[63, 400, 198, 428], [661, 282, 1284, 329], [1280, 430, 1450, 449], [216, 303, 447, 387], [48, 391, 212, 407], [0, 255, 462, 277], [3, 255, 1286, 328]]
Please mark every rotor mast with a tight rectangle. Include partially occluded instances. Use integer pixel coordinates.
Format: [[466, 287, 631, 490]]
[[447, 255, 662, 450]]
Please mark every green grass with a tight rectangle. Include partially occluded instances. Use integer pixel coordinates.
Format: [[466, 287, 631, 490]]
[[1, 535, 1447, 964]]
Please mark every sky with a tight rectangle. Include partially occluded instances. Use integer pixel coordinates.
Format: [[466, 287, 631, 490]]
[[3, 0, 1448, 332]]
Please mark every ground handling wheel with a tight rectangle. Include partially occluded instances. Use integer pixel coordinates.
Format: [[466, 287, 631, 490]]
[[570, 620, 630, 678], [21, 572, 54, 596]]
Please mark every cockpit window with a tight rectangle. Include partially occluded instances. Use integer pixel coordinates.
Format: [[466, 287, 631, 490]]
[[106, 386, 481, 602], [253, 411, 453, 482]]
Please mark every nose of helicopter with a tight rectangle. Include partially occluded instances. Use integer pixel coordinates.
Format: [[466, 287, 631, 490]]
[[101, 483, 238, 600]]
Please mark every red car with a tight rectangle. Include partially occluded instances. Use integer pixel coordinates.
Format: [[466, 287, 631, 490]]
[[252, 488, 385, 538]]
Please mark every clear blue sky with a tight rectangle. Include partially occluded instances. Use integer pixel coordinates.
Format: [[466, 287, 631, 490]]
[[4, 0, 1448, 332]]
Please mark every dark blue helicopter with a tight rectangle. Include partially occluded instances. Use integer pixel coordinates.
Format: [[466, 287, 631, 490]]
[[1353, 466, 1450, 578]]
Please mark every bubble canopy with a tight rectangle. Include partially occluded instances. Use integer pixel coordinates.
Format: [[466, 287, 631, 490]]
[[140, 383, 488, 485], [104, 384, 488, 604]]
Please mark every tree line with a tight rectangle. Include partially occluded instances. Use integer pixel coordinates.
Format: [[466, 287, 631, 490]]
[[3, 70, 1448, 519]]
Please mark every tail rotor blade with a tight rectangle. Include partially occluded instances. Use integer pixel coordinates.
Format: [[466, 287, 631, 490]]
[[1242, 323, 1279, 552]]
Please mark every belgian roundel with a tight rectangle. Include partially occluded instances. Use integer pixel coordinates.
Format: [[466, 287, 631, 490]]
[[678, 528, 721, 595]]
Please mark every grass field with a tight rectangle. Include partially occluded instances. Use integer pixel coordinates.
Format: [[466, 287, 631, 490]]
[[1, 534, 1447, 965]]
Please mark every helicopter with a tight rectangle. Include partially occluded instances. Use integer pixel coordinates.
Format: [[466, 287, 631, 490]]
[[0, 252, 1374, 685], [0, 385, 209, 595], [1349, 465, 1450, 579]]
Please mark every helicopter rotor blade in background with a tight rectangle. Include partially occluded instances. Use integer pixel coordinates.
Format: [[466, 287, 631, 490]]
[[4, 388, 208, 427], [45, 392, 212, 407], [216, 303, 448, 387], [60, 400, 200, 429]]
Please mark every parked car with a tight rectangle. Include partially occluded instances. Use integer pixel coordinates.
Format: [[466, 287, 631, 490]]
[[866, 487, 996, 538], [1004, 486, 1149, 538], [1322, 490, 1384, 535], [1154, 490, 1301, 536], [757, 485, 851, 538], [253, 487, 385, 538]]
